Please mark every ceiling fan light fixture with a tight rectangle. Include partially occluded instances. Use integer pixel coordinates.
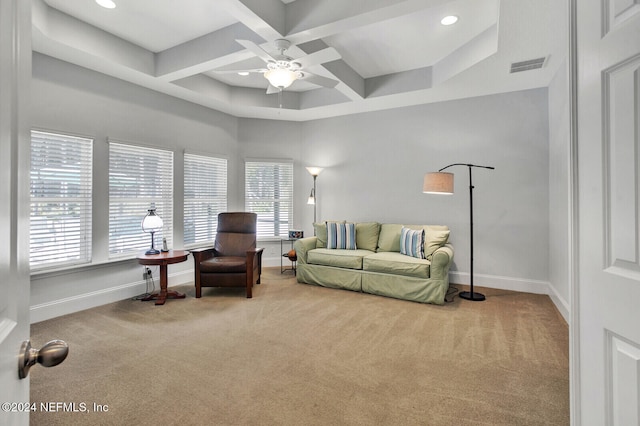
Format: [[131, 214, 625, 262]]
[[441, 15, 458, 25], [237, 71, 250, 76], [264, 68, 299, 89], [96, 0, 116, 9]]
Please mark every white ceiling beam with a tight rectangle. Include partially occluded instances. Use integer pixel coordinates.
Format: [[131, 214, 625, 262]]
[[32, 0, 154, 76], [219, 0, 287, 41], [284, 0, 452, 43], [155, 0, 289, 83], [432, 24, 498, 86], [295, 40, 364, 100], [366, 67, 433, 98], [172, 75, 302, 111], [278, 0, 454, 100], [155, 23, 264, 82]]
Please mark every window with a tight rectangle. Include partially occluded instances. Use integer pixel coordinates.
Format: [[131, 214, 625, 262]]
[[245, 160, 293, 239], [184, 153, 227, 247], [108, 141, 173, 258], [30, 131, 93, 270]]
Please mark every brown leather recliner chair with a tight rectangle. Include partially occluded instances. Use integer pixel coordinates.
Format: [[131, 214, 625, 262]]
[[191, 212, 264, 298]]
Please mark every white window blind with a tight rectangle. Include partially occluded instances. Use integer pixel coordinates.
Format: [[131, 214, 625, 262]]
[[109, 142, 173, 257], [245, 160, 293, 239], [30, 130, 93, 270], [184, 153, 227, 247]]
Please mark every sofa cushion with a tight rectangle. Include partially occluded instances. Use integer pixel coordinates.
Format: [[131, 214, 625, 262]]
[[199, 256, 247, 273], [314, 220, 344, 248], [363, 252, 431, 279], [356, 222, 380, 252], [377, 223, 403, 252], [400, 227, 425, 259], [313, 222, 328, 248], [307, 248, 372, 270], [401, 225, 449, 260], [425, 228, 450, 260], [327, 222, 357, 249]]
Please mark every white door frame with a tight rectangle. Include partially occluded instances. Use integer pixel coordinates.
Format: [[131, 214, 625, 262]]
[[0, 0, 32, 425], [568, 0, 581, 423]]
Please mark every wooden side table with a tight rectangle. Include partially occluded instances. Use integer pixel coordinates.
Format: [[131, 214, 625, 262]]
[[137, 250, 189, 305]]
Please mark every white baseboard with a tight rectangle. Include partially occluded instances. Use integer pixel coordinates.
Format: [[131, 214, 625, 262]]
[[30, 270, 193, 323], [263, 255, 287, 268], [31, 267, 570, 324], [449, 271, 569, 323], [547, 286, 570, 323], [449, 271, 550, 293]]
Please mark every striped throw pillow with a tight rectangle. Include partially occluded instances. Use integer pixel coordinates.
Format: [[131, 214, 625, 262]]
[[400, 227, 425, 259], [326, 222, 357, 250]]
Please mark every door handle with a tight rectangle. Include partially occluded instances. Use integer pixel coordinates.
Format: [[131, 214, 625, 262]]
[[18, 339, 68, 379]]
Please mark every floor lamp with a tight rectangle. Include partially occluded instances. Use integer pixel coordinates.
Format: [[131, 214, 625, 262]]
[[306, 167, 323, 226], [423, 163, 494, 301]]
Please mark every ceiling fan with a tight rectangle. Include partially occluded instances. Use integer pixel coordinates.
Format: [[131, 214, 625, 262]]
[[214, 39, 341, 94]]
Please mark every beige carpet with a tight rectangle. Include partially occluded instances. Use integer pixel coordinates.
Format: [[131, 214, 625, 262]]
[[30, 268, 569, 425]]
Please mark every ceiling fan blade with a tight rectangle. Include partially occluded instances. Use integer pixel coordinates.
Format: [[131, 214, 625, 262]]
[[236, 39, 276, 64], [295, 47, 341, 68], [266, 84, 281, 95], [212, 68, 266, 74], [301, 72, 339, 89]]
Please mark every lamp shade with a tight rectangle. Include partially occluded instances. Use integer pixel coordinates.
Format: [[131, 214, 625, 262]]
[[423, 172, 454, 194], [307, 188, 315, 205], [142, 208, 163, 233], [265, 68, 297, 89], [306, 166, 323, 176]]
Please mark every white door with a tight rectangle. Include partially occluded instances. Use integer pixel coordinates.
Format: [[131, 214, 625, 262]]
[[0, 1, 31, 425], [576, 0, 640, 424]]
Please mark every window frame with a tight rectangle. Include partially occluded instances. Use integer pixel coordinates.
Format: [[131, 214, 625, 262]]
[[29, 130, 93, 271], [244, 159, 294, 240], [183, 152, 228, 249], [108, 140, 174, 259]]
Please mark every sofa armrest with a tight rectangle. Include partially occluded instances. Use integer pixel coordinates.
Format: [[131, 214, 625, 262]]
[[293, 237, 317, 264], [430, 244, 454, 279]]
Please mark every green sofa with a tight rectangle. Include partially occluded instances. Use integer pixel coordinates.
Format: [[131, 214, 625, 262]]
[[294, 222, 454, 305]]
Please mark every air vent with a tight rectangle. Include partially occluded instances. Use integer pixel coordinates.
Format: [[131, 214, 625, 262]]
[[510, 57, 547, 73]]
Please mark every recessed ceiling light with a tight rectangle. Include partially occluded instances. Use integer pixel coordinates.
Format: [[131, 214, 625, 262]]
[[238, 72, 250, 76], [96, 0, 116, 9], [441, 15, 458, 25]]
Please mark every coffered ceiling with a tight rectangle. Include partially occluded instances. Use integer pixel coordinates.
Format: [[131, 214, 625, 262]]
[[32, 0, 567, 121]]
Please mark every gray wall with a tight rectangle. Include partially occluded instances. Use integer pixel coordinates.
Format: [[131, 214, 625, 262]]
[[296, 90, 550, 290], [30, 52, 558, 322], [30, 53, 240, 321], [237, 92, 551, 289]]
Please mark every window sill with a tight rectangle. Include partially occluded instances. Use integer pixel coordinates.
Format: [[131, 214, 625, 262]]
[[30, 256, 138, 280], [257, 237, 287, 243]]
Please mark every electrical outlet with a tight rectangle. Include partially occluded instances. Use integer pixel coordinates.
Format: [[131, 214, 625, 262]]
[[143, 267, 152, 279]]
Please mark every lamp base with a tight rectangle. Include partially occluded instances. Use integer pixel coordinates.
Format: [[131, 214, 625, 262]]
[[145, 248, 160, 255], [459, 291, 485, 301]]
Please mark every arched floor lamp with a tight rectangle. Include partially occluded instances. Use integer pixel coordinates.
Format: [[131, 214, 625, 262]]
[[423, 163, 494, 301]]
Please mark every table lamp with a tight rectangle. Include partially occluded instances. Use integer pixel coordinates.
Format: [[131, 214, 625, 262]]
[[141, 206, 163, 255]]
